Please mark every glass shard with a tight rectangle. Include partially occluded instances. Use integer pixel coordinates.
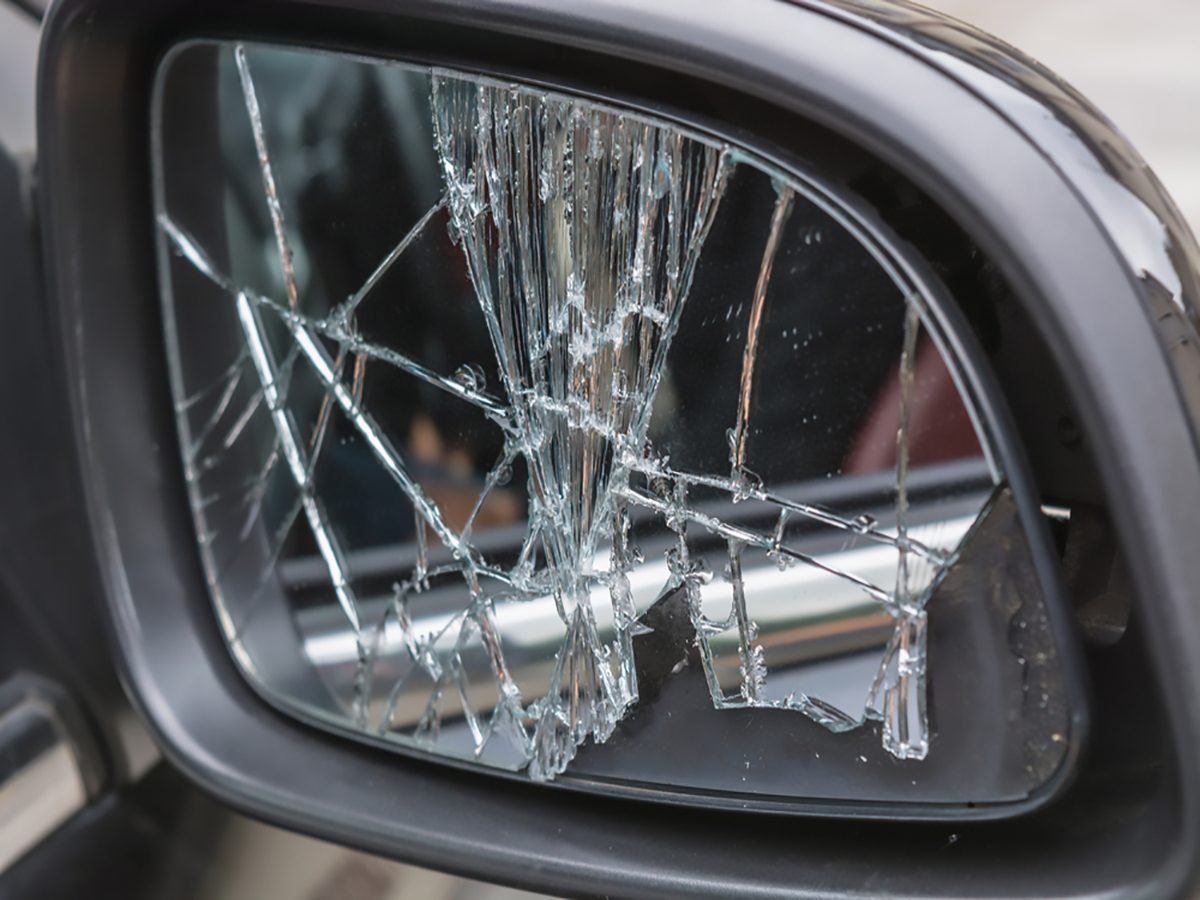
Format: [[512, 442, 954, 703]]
[[430, 74, 730, 775]]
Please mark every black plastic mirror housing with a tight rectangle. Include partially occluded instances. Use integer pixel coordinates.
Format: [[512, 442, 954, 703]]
[[36, 0, 1200, 895]]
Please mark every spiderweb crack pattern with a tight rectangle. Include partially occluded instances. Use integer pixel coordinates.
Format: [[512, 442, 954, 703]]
[[162, 47, 972, 779]]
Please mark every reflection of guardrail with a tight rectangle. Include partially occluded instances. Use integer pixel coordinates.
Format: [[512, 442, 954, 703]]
[[298, 504, 981, 727], [281, 458, 991, 602]]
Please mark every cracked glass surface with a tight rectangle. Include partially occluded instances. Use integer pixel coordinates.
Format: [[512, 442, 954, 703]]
[[153, 43, 1016, 790]]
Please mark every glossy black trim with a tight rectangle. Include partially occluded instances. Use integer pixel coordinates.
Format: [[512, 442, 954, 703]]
[[803, 0, 1200, 455], [37, 0, 1200, 896]]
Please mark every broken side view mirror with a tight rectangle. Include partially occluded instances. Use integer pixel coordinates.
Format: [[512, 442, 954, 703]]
[[35, 0, 1200, 896]]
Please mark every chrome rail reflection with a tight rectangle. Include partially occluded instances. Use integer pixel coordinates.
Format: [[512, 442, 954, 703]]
[[0, 676, 94, 872]]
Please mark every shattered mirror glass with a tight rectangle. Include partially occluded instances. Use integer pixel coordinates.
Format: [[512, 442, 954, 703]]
[[151, 41, 1077, 810]]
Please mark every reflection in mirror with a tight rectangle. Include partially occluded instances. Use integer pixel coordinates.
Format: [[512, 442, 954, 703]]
[[153, 41, 1071, 806]]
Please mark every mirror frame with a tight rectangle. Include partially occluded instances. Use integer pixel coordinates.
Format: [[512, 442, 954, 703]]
[[150, 38, 1076, 812]]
